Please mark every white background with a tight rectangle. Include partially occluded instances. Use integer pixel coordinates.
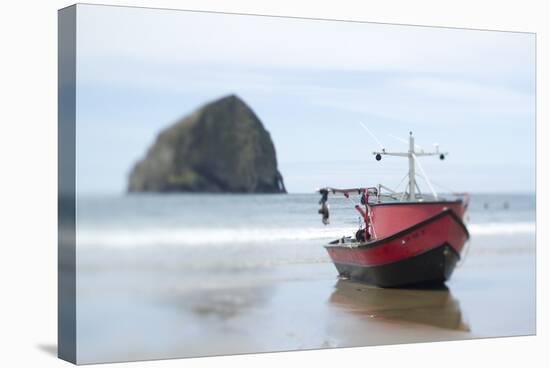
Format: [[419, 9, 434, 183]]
[[0, 0, 547, 367]]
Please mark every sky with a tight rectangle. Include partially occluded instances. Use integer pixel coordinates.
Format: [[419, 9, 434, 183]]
[[75, 4, 536, 194]]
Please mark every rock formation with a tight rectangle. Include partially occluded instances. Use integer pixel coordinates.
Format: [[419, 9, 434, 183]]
[[128, 94, 286, 193]]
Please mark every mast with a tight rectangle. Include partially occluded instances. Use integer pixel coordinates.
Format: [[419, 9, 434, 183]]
[[373, 132, 446, 201], [408, 132, 415, 200]]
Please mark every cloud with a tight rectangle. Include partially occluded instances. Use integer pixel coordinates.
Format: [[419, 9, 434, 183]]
[[73, 4, 535, 193], [305, 75, 534, 125], [76, 4, 534, 79], [75, 4, 535, 127]]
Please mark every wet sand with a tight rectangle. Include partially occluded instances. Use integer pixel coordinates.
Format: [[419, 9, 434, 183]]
[[76, 233, 535, 364]]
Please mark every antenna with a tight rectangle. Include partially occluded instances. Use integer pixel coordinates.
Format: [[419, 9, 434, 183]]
[[388, 134, 423, 151], [372, 132, 448, 201]]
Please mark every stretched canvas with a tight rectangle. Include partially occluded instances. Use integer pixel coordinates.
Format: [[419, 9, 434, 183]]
[[58, 4, 536, 364]]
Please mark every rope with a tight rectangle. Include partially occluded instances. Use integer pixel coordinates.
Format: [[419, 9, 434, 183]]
[[429, 178, 459, 195], [358, 122, 385, 150], [412, 153, 438, 199], [456, 239, 471, 268]]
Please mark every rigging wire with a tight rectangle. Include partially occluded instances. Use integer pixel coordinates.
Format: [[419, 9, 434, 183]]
[[358, 122, 385, 150], [456, 239, 471, 268], [429, 178, 459, 195], [412, 153, 438, 199], [393, 172, 409, 193]]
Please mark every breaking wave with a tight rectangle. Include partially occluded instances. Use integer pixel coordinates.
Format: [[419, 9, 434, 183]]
[[468, 222, 535, 236], [75, 221, 535, 248], [76, 226, 350, 248]]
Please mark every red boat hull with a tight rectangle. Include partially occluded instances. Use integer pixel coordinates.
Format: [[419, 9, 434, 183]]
[[370, 200, 466, 239], [325, 208, 469, 287]]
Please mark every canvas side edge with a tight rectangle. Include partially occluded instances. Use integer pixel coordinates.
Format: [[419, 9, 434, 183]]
[[58, 4, 77, 365]]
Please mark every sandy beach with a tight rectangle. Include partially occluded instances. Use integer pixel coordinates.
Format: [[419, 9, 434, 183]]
[[72, 194, 535, 364], [75, 236, 535, 364]]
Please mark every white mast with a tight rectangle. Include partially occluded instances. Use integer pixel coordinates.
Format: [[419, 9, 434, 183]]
[[373, 132, 446, 201], [408, 132, 415, 200]]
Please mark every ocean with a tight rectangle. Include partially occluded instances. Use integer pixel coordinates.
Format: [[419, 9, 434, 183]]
[[74, 193, 536, 363]]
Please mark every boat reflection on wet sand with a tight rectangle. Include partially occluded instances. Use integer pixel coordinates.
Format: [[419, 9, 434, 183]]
[[329, 279, 469, 331]]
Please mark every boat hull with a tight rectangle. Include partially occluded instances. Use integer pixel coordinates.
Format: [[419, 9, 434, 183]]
[[331, 243, 459, 287], [325, 208, 469, 287], [370, 200, 467, 239]]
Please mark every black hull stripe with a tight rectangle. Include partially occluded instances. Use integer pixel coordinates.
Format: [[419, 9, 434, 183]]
[[331, 243, 461, 287], [325, 208, 469, 250]]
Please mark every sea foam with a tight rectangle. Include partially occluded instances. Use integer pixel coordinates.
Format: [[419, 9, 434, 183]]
[[76, 221, 535, 248]]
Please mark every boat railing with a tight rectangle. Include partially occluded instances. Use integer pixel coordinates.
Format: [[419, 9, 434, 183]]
[[375, 186, 468, 204]]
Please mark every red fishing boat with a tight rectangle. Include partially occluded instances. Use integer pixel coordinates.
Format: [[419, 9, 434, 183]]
[[320, 132, 469, 288]]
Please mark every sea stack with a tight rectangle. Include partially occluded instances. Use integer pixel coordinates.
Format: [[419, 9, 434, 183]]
[[128, 94, 286, 193]]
